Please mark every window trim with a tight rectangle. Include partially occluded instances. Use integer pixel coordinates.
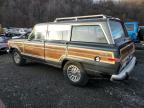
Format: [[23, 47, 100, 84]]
[[71, 24, 109, 44], [107, 19, 115, 44]]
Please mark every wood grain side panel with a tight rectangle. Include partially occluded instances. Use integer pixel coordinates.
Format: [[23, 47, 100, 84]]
[[120, 43, 135, 60], [24, 44, 44, 58], [15, 43, 23, 52], [69, 48, 112, 57], [68, 47, 114, 64], [9, 42, 24, 52], [45, 45, 66, 61]]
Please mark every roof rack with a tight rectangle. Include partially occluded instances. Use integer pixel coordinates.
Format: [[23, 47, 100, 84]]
[[54, 14, 119, 22]]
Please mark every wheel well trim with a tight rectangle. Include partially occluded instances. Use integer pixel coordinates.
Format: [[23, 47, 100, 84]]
[[61, 59, 86, 71]]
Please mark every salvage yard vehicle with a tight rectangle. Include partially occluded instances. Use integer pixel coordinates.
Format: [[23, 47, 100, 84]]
[[12, 32, 30, 39], [125, 22, 139, 42], [0, 34, 8, 52], [139, 26, 144, 39], [8, 15, 136, 86]]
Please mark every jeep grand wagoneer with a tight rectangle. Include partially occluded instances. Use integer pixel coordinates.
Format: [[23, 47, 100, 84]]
[[8, 15, 136, 86]]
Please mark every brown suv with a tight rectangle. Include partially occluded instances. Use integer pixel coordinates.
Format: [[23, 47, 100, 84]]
[[8, 15, 136, 86]]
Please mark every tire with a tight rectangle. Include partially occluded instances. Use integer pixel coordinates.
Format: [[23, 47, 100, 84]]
[[63, 61, 88, 86], [125, 73, 130, 80], [12, 49, 26, 66]]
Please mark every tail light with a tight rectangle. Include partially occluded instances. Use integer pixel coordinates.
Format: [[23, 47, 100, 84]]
[[107, 57, 120, 62]]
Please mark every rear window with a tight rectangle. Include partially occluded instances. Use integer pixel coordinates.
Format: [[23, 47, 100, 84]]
[[125, 24, 134, 31], [71, 25, 107, 43], [109, 21, 126, 40]]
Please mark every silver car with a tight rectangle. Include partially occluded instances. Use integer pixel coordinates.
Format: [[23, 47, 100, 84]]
[[0, 35, 8, 52]]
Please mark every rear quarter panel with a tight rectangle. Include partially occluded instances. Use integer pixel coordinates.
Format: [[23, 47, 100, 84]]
[[66, 42, 120, 75]]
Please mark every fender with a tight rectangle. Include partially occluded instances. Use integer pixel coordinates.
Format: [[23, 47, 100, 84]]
[[9, 43, 21, 53]]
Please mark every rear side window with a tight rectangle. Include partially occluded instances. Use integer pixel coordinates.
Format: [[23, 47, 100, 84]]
[[71, 25, 107, 43], [110, 21, 126, 40], [48, 31, 69, 41], [49, 31, 62, 40], [48, 25, 71, 41]]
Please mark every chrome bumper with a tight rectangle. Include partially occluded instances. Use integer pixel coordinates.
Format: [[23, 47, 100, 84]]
[[110, 56, 136, 81]]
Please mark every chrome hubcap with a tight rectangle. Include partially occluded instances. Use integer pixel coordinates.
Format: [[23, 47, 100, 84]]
[[14, 52, 20, 63], [67, 65, 81, 82]]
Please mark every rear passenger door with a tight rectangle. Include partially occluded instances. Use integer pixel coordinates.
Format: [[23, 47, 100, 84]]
[[45, 25, 71, 64]]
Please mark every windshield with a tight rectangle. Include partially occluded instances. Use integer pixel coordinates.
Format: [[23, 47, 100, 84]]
[[125, 24, 134, 31], [109, 21, 126, 40]]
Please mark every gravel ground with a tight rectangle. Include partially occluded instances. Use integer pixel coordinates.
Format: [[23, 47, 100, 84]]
[[0, 53, 144, 108]]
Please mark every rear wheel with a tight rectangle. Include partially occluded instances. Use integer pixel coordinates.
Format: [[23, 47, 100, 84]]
[[12, 50, 26, 65], [63, 61, 88, 86]]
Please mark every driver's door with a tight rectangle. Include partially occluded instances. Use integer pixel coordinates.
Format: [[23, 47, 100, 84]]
[[23, 24, 48, 60]]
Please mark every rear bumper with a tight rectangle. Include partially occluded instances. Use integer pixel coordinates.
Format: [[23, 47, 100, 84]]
[[110, 56, 136, 81]]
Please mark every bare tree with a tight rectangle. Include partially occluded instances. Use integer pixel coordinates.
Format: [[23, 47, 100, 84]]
[[0, 0, 144, 27]]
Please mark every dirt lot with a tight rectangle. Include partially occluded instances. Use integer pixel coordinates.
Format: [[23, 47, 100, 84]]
[[0, 53, 144, 108]]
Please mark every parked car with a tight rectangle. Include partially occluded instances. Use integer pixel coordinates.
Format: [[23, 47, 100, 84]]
[[139, 26, 144, 29], [12, 32, 30, 39], [139, 26, 144, 38], [125, 22, 139, 42], [8, 15, 136, 86], [0, 34, 8, 52]]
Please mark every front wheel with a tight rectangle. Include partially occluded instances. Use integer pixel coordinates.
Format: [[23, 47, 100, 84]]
[[12, 50, 26, 66], [63, 61, 88, 86]]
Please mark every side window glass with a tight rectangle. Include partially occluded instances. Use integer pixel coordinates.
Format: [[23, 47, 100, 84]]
[[35, 30, 46, 40], [62, 31, 70, 41], [28, 30, 35, 40], [24, 32, 30, 39], [28, 24, 47, 41], [49, 31, 63, 40], [48, 25, 71, 41], [72, 25, 107, 43]]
